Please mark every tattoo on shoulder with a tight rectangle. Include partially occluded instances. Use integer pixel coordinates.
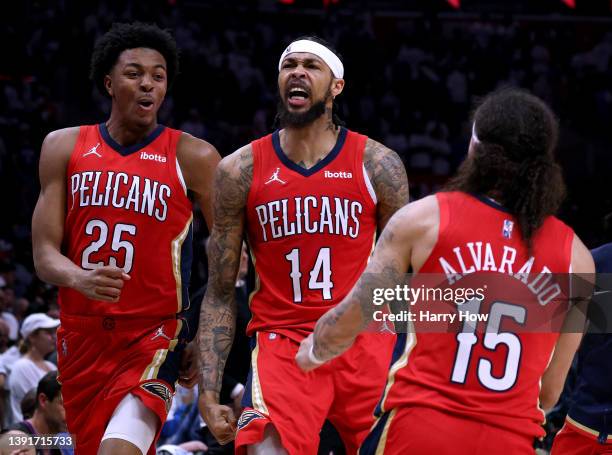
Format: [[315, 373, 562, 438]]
[[364, 139, 409, 228]]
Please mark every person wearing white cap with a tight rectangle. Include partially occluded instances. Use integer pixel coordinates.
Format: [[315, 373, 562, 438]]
[[198, 36, 409, 454], [8, 313, 58, 423]]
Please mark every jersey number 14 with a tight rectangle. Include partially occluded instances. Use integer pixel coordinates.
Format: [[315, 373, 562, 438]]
[[285, 247, 334, 303]]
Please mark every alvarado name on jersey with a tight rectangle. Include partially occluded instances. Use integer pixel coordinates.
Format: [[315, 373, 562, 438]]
[[254, 196, 364, 242], [439, 241, 562, 305], [70, 171, 171, 222]]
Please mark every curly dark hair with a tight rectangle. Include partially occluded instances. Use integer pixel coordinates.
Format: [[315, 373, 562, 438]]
[[444, 88, 565, 249], [89, 22, 179, 96], [274, 35, 345, 129]]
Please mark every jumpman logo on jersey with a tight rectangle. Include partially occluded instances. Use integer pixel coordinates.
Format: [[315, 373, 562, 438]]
[[151, 326, 172, 341], [265, 167, 286, 185], [83, 143, 101, 158]]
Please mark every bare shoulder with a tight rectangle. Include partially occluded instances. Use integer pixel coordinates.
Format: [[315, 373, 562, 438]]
[[387, 195, 439, 237], [41, 126, 80, 160], [39, 127, 81, 179], [217, 143, 253, 185], [571, 234, 595, 274], [363, 137, 409, 228], [177, 132, 220, 162], [383, 195, 439, 271], [211, 144, 254, 214], [177, 132, 221, 191]]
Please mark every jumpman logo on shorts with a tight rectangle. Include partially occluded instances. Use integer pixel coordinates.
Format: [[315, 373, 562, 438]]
[[265, 168, 286, 185], [83, 143, 101, 158], [151, 326, 172, 341]]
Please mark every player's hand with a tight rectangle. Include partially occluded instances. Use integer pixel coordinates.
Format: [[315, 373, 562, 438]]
[[73, 266, 130, 302], [178, 341, 199, 388], [295, 333, 326, 372], [198, 396, 237, 445]]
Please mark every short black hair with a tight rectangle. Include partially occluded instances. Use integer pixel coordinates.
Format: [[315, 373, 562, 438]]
[[35, 371, 61, 409], [89, 22, 179, 96]]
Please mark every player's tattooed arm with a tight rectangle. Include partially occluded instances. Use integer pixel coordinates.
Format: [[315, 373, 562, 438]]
[[296, 198, 439, 372], [310, 218, 408, 362], [364, 138, 409, 232], [198, 145, 253, 401]]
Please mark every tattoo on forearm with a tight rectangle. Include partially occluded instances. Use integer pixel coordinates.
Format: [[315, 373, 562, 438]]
[[198, 148, 253, 394], [313, 225, 405, 361]]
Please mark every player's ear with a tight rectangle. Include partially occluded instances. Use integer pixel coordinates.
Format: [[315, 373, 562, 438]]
[[104, 75, 113, 97], [331, 78, 344, 98]]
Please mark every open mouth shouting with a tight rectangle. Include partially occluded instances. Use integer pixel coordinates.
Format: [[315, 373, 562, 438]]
[[286, 85, 311, 108]]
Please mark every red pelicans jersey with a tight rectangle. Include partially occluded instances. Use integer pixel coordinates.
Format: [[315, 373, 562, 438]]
[[378, 192, 574, 439], [246, 128, 377, 341], [59, 124, 193, 319]]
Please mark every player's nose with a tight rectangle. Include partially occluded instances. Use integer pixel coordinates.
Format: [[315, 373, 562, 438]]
[[140, 73, 154, 91]]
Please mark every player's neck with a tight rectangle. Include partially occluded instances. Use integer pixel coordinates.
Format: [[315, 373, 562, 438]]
[[280, 116, 340, 168], [28, 412, 50, 434], [105, 115, 158, 147]]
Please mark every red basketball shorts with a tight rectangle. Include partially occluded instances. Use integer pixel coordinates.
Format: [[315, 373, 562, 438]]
[[57, 315, 184, 455], [552, 418, 612, 455], [235, 331, 395, 455], [360, 406, 535, 455]]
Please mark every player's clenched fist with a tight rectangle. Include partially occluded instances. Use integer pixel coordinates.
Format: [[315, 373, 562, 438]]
[[199, 396, 237, 445], [73, 265, 130, 302]]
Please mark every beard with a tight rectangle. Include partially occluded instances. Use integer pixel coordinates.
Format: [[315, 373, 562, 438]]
[[276, 89, 331, 129]]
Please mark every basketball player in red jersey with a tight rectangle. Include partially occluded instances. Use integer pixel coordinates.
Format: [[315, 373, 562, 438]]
[[297, 88, 595, 454], [198, 36, 409, 454], [31, 23, 220, 455]]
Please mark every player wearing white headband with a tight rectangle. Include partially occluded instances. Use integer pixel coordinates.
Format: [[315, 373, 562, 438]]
[[198, 35, 409, 455]]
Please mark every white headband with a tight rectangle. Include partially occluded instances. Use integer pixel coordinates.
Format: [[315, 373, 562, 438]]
[[471, 122, 481, 144], [278, 39, 344, 79]]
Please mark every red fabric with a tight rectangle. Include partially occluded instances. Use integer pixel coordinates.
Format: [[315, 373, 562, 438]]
[[245, 129, 377, 341], [235, 331, 395, 455], [59, 124, 192, 319], [57, 317, 180, 454], [367, 406, 534, 454], [447, 0, 461, 9], [380, 191, 575, 440], [552, 420, 612, 455]]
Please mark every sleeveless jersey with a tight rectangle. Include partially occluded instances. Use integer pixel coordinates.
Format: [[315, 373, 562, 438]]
[[566, 243, 612, 438], [245, 128, 377, 341], [378, 192, 574, 439], [59, 124, 193, 320]]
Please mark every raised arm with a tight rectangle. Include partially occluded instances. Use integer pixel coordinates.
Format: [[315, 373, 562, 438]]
[[296, 196, 438, 371], [539, 234, 595, 411], [177, 133, 222, 230], [364, 138, 409, 231], [198, 145, 252, 444], [32, 128, 129, 301]]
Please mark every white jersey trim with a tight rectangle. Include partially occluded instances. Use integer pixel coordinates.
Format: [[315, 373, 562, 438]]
[[363, 164, 377, 205], [176, 158, 187, 195]]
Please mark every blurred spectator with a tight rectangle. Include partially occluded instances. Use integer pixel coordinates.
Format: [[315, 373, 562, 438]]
[[8, 314, 58, 423], [0, 289, 18, 343], [20, 389, 37, 421], [9, 371, 71, 455]]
